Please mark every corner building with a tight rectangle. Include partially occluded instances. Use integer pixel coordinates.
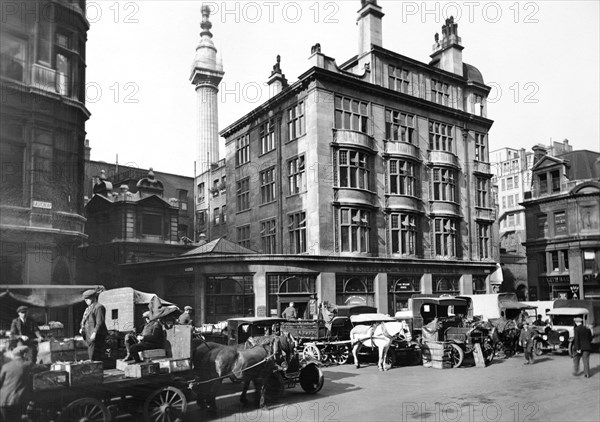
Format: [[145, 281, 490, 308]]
[[1, 0, 90, 285], [124, 2, 500, 323]]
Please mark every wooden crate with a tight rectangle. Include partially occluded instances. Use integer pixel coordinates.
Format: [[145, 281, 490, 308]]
[[138, 349, 166, 360], [115, 359, 131, 371], [51, 361, 103, 386], [422, 341, 453, 369], [166, 325, 193, 359], [124, 362, 160, 378], [39, 339, 75, 352], [38, 340, 76, 364], [33, 370, 69, 391], [155, 358, 191, 374]]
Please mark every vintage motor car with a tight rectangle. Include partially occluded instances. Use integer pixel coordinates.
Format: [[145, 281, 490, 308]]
[[409, 295, 495, 367]]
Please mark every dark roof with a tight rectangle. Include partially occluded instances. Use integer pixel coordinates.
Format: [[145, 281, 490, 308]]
[[556, 150, 600, 180], [463, 63, 484, 84], [180, 237, 258, 256]]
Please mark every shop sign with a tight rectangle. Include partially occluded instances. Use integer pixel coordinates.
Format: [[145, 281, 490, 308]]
[[33, 200, 52, 209], [544, 276, 570, 284]]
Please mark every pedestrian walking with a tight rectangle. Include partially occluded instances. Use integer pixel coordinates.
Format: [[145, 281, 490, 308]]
[[0, 345, 33, 422], [519, 322, 536, 365], [572, 317, 592, 378], [79, 289, 107, 362]]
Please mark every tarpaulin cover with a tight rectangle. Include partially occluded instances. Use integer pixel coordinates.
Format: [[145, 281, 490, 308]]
[[0, 285, 104, 308]]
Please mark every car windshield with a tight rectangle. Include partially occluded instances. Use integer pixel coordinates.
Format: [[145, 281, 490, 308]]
[[551, 314, 583, 326]]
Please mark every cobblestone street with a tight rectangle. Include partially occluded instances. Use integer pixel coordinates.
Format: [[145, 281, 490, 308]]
[[185, 352, 600, 422]]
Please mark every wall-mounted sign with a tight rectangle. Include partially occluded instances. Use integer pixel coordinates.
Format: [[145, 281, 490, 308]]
[[33, 201, 52, 209], [184, 267, 194, 272]]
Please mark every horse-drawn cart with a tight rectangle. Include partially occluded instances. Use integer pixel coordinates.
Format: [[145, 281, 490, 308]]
[[30, 364, 197, 422], [281, 320, 352, 365]]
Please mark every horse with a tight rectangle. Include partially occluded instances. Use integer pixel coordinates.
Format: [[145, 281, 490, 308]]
[[191, 334, 295, 412], [350, 320, 411, 371]]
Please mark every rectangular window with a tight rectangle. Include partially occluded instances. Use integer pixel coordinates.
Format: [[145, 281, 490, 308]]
[[478, 223, 491, 259], [237, 225, 251, 248], [431, 79, 450, 106], [514, 175, 519, 188], [434, 217, 456, 257], [220, 176, 226, 193], [507, 195, 514, 208], [390, 213, 416, 255], [583, 251, 595, 272], [212, 179, 219, 197], [476, 177, 489, 207], [288, 155, 305, 195], [334, 95, 369, 134], [288, 211, 306, 254], [214, 207, 220, 225], [502, 197, 507, 209], [260, 120, 275, 154], [432, 167, 456, 202], [197, 182, 205, 203], [538, 173, 548, 194], [260, 167, 276, 204], [236, 134, 250, 166], [537, 215, 548, 238], [198, 210, 205, 226], [338, 149, 370, 190], [221, 205, 226, 223], [388, 65, 411, 94], [563, 251, 569, 270], [142, 214, 162, 236], [177, 189, 188, 211], [551, 170, 561, 192], [288, 101, 305, 140], [428, 121, 453, 152], [339, 208, 370, 253], [554, 211, 567, 235], [236, 177, 250, 212], [388, 158, 416, 196], [0, 34, 26, 82], [507, 177, 514, 190], [550, 251, 559, 272], [261, 219, 277, 254], [507, 213, 515, 227], [385, 109, 415, 143], [474, 133, 487, 161]]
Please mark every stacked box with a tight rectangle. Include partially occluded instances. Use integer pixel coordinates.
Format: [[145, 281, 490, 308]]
[[51, 361, 103, 386], [166, 325, 193, 359], [33, 370, 69, 391], [124, 362, 160, 378], [422, 341, 453, 369], [38, 340, 75, 364], [115, 359, 131, 371], [138, 349, 166, 360], [154, 358, 191, 374]]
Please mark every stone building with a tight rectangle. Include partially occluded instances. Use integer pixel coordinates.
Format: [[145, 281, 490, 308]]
[[522, 150, 600, 300], [490, 140, 572, 298], [1, 0, 90, 286], [123, 2, 500, 323]]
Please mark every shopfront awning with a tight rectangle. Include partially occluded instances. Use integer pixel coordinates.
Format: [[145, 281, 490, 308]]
[[0, 285, 105, 308]]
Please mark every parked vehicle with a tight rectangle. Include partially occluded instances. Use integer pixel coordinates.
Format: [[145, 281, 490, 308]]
[[408, 296, 495, 368], [536, 299, 600, 355], [459, 293, 538, 321]]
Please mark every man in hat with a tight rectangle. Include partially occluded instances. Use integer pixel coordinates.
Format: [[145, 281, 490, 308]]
[[572, 316, 592, 378], [79, 289, 107, 361], [282, 302, 297, 320], [124, 310, 170, 362], [177, 306, 194, 325], [0, 345, 33, 421], [10, 306, 43, 363], [518, 321, 536, 365]]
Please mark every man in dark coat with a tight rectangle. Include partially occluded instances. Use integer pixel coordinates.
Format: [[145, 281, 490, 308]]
[[518, 322, 536, 365], [79, 289, 107, 361], [10, 306, 43, 363], [572, 317, 593, 378], [0, 345, 33, 421], [281, 302, 297, 320], [124, 311, 166, 362]]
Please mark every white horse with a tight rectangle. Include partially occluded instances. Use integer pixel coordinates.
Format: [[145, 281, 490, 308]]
[[350, 321, 411, 371]]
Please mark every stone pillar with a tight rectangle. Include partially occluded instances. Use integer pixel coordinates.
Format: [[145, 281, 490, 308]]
[[422, 273, 433, 294], [319, 272, 336, 305], [253, 266, 268, 317], [196, 271, 205, 325], [375, 273, 388, 314], [460, 274, 473, 295]]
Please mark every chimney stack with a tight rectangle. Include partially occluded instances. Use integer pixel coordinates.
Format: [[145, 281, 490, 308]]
[[267, 55, 288, 98], [357, 0, 384, 57], [430, 16, 463, 76], [532, 144, 547, 165]]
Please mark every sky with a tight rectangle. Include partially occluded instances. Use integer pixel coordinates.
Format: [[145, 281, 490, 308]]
[[85, 0, 600, 176]]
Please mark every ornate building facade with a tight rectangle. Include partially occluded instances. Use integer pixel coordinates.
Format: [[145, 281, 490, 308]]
[[1, 0, 90, 285]]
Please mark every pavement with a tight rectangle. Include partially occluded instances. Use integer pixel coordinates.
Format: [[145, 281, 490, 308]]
[[185, 351, 600, 422]]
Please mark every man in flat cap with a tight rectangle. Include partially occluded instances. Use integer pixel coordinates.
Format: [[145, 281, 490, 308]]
[[572, 316, 592, 378], [79, 289, 107, 361], [10, 306, 43, 363], [177, 306, 194, 325], [0, 345, 33, 421]]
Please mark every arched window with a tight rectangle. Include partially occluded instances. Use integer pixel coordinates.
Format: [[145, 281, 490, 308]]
[[433, 275, 459, 295], [336, 275, 374, 306], [206, 276, 254, 322], [388, 276, 420, 313]]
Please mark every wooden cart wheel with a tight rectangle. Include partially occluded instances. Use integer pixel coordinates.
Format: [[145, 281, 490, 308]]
[[334, 344, 350, 365], [299, 363, 324, 394], [449, 343, 464, 368], [533, 340, 544, 356], [58, 397, 110, 422], [302, 343, 321, 362], [143, 386, 188, 422]]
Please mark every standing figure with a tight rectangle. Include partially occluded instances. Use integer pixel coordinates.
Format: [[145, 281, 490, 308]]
[[0, 345, 33, 422], [10, 306, 43, 363], [178, 306, 194, 325], [281, 302, 297, 320], [518, 322, 536, 365], [79, 289, 107, 361], [572, 317, 592, 378]]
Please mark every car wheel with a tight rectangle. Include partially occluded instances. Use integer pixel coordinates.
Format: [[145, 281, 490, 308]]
[[449, 343, 464, 368], [483, 338, 495, 366], [534, 340, 544, 356]]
